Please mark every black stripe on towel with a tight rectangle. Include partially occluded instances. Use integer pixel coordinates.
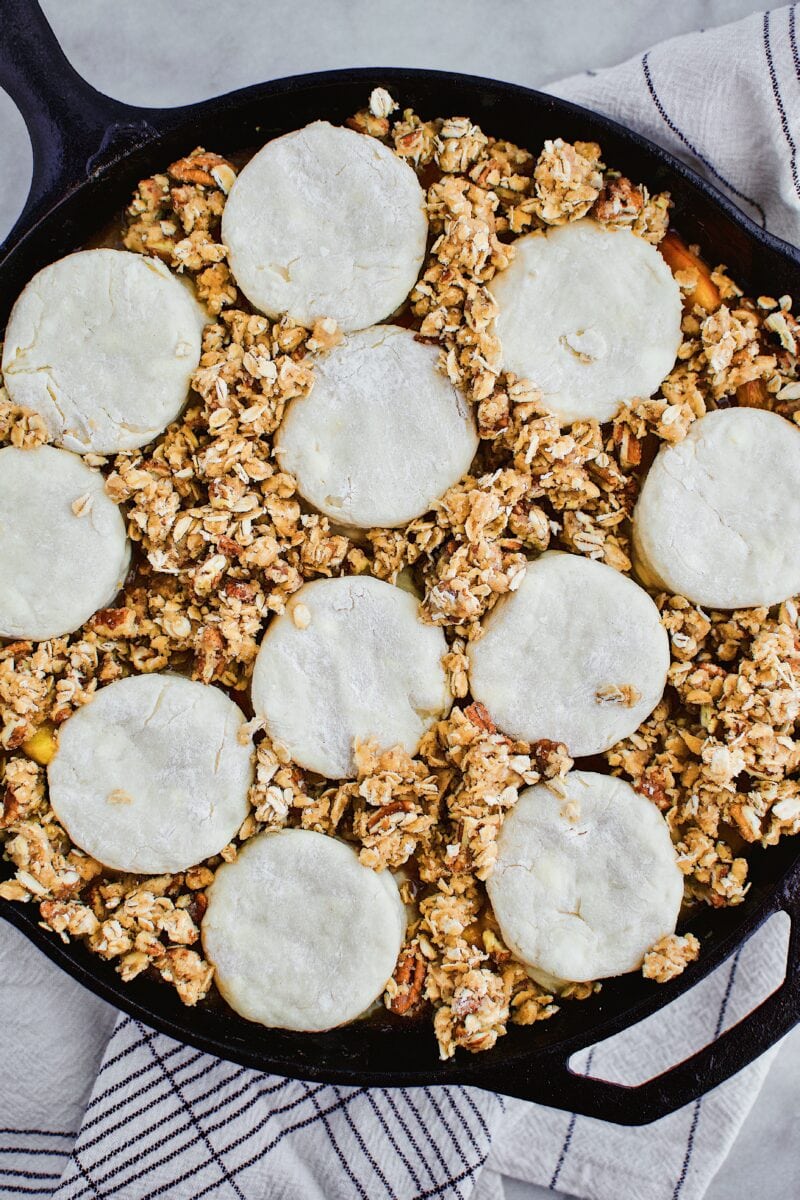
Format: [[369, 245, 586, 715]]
[[641, 51, 767, 225], [763, 9, 800, 199], [672, 944, 744, 1199]]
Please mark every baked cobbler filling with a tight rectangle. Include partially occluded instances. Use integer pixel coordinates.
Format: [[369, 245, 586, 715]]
[[0, 88, 798, 1059]]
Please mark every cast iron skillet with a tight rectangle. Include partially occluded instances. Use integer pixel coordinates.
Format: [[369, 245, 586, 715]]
[[2, 0, 800, 1126]]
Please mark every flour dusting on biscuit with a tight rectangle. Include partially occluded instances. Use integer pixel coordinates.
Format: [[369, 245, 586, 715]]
[[222, 121, 427, 331], [203, 829, 406, 1031], [2, 249, 206, 453]]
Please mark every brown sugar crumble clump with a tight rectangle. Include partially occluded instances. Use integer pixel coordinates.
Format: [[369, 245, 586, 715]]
[[1, 96, 799, 1059], [608, 596, 800, 909], [642, 932, 701, 982]]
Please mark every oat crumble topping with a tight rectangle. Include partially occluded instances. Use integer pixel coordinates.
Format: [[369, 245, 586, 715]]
[[642, 932, 701, 983], [1, 105, 798, 1060]]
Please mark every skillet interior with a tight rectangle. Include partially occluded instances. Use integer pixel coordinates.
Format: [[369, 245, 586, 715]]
[[1, 48, 800, 1120]]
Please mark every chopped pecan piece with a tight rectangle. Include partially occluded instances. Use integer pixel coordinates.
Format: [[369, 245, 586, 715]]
[[592, 176, 644, 224], [0, 787, 21, 827], [386, 943, 428, 1016], [736, 378, 771, 409], [90, 607, 138, 637], [464, 701, 496, 733], [529, 739, 570, 773], [168, 149, 236, 188], [218, 536, 244, 558], [193, 625, 226, 684], [636, 769, 671, 811], [366, 798, 415, 829]]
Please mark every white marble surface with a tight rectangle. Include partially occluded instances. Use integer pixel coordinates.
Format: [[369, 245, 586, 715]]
[[1, 3, 797, 1198]]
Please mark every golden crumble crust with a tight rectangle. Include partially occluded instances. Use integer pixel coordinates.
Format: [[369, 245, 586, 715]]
[[1, 99, 798, 1058]]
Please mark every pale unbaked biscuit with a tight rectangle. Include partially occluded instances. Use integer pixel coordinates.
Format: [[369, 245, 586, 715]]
[[48, 674, 253, 873], [467, 551, 669, 757], [250, 576, 451, 779], [275, 325, 478, 528], [490, 220, 683, 424], [0, 445, 130, 641], [202, 829, 406, 1031], [487, 771, 683, 982], [2, 249, 206, 453], [221, 121, 428, 332], [633, 407, 800, 609]]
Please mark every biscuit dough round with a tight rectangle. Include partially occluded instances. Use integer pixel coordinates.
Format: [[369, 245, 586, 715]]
[[0, 445, 130, 641], [467, 551, 669, 757], [250, 576, 451, 779], [487, 771, 683, 982], [633, 407, 800, 609], [2, 249, 206, 453], [202, 829, 406, 1031], [275, 326, 478, 527], [221, 121, 428, 331], [48, 674, 253, 873], [490, 220, 683, 424]]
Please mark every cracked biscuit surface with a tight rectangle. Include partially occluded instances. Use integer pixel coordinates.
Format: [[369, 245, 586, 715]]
[[202, 828, 406, 1030], [222, 121, 428, 331], [633, 407, 800, 608], [251, 576, 452, 779], [276, 325, 478, 528], [490, 220, 683, 423], [486, 771, 683, 982], [2, 250, 206, 453], [48, 673, 253, 873], [0, 445, 130, 640], [467, 551, 670, 756]]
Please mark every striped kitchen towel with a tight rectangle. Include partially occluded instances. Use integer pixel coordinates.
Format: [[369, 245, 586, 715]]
[[549, 4, 800, 247], [3, 5, 800, 1198], [1, 912, 788, 1200]]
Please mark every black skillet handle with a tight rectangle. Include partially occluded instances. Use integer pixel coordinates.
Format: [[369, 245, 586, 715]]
[[470, 864, 800, 1124], [0, 0, 161, 256]]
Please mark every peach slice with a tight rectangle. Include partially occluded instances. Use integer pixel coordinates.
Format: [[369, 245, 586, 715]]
[[659, 232, 722, 312]]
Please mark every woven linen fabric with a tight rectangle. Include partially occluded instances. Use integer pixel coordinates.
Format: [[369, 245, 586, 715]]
[[1, 915, 788, 1200], [50, 1019, 504, 1200], [549, 3, 800, 245], [3, 5, 800, 1199]]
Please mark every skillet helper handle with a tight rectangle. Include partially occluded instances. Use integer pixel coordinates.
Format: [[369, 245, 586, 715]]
[[0, 0, 157, 253], [471, 870, 800, 1124]]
